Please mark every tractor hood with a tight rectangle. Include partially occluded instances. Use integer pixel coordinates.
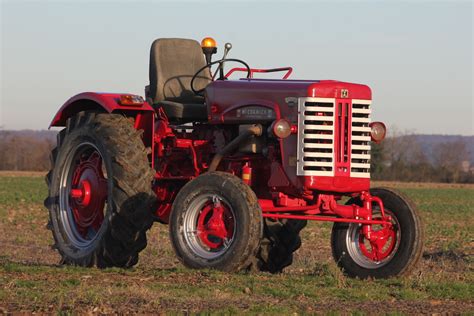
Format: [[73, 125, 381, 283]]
[[205, 79, 372, 124]]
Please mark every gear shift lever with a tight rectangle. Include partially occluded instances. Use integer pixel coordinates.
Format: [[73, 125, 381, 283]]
[[219, 43, 232, 79], [223, 43, 232, 58]]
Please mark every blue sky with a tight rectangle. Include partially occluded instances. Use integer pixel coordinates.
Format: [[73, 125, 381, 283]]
[[1, 0, 472, 135]]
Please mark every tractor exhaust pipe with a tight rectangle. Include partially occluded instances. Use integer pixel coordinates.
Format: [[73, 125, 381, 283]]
[[208, 124, 263, 172]]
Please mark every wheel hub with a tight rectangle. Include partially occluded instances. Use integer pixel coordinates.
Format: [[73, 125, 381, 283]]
[[182, 194, 236, 259], [197, 200, 234, 249], [69, 151, 107, 238], [346, 209, 400, 268], [359, 223, 397, 262]]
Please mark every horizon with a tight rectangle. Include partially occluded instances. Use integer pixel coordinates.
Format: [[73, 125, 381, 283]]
[[1, 1, 473, 135], [2, 128, 473, 139]]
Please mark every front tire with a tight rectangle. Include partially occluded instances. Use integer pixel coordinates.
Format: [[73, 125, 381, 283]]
[[169, 172, 262, 272], [45, 112, 156, 268], [331, 188, 424, 279]]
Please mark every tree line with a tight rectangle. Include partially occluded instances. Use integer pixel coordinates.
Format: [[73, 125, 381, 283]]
[[0, 131, 55, 171], [0, 130, 472, 183], [371, 134, 473, 183]]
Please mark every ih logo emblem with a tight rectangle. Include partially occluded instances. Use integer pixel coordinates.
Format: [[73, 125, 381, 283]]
[[341, 89, 349, 98]]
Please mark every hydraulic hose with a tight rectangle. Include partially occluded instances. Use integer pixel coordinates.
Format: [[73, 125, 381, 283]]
[[208, 124, 263, 172]]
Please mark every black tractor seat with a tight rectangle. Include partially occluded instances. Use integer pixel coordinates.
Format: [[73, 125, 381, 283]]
[[146, 38, 211, 123], [156, 100, 208, 122]]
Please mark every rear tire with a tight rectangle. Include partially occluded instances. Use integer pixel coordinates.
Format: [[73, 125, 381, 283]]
[[257, 219, 307, 273], [331, 188, 424, 279], [44, 112, 156, 268], [169, 172, 262, 272]]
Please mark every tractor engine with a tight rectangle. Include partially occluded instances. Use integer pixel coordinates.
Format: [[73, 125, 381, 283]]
[[203, 79, 386, 198]]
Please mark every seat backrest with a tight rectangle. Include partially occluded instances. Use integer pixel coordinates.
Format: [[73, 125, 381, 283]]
[[149, 38, 211, 104]]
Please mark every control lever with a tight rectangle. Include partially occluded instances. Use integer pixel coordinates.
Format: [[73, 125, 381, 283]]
[[217, 42, 232, 80], [223, 43, 232, 59]]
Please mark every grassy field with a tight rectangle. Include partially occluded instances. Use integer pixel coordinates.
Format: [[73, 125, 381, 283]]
[[0, 173, 473, 314]]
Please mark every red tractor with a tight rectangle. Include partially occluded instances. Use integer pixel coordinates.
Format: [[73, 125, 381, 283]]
[[45, 37, 423, 278]]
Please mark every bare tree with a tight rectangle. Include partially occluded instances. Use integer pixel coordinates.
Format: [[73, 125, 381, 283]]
[[433, 141, 469, 183]]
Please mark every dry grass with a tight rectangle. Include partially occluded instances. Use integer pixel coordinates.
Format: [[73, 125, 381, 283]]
[[0, 176, 473, 314], [373, 180, 474, 189], [0, 171, 45, 177]]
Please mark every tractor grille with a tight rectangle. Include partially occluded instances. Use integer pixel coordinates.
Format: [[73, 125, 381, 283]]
[[296, 97, 371, 178], [296, 98, 335, 177], [350, 101, 371, 178]]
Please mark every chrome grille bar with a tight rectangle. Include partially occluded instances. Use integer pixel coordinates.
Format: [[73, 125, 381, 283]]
[[297, 97, 335, 176], [296, 97, 372, 178], [350, 99, 371, 178]]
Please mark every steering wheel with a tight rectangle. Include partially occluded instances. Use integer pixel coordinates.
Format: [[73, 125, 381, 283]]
[[191, 58, 251, 95]]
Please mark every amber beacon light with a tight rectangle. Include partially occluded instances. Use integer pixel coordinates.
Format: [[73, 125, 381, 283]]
[[201, 37, 217, 64], [201, 37, 217, 49]]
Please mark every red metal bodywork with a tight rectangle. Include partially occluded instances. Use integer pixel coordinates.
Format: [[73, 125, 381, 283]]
[[52, 79, 383, 233], [50, 92, 154, 127], [50, 92, 156, 157], [205, 79, 371, 193]]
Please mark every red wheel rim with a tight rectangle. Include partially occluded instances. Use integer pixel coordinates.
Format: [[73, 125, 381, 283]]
[[59, 143, 108, 247], [196, 201, 235, 250], [70, 150, 107, 238], [183, 194, 236, 259], [346, 209, 400, 268], [358, 221, 397, 262]]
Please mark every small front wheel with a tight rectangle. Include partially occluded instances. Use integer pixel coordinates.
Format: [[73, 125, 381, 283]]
[[169, 172, 262, 272], [331, 188, 424, 279]]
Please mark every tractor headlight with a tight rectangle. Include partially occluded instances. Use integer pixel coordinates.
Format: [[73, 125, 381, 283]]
[[270, 119, 292, 139], [370, 121, 386, 143]]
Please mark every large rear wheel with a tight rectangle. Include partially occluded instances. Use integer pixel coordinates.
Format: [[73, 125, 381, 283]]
[[257, 219, 307, 273], [45, 112, 156, 268], [331, 188, 424, 278]]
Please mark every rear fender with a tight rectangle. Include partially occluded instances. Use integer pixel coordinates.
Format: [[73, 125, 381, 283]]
[[50, 92, 154, 126], [50, 92, 155, 163]]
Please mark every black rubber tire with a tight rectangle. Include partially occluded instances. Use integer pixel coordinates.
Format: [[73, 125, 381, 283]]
[[331, 187, 424, 279], [44, 112, 156, 268], [169, 172, 263, 272], [257, 219, 307, 273]]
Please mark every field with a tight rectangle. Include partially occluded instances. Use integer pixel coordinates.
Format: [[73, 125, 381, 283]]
[[0, 172, 473, 314]]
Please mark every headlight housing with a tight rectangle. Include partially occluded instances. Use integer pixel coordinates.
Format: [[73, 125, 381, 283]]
[[369, 121, 387, 143], [270, 119, 292, 139]]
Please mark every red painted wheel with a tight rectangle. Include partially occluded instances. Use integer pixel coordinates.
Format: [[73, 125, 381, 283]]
[[170, 172, 262, 272], [346, 209, 400, 268], [45, 112, 156, 268], [331, 188, 424, 279], [183, 194, 236, 259], [60, 143, 108, 246]]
